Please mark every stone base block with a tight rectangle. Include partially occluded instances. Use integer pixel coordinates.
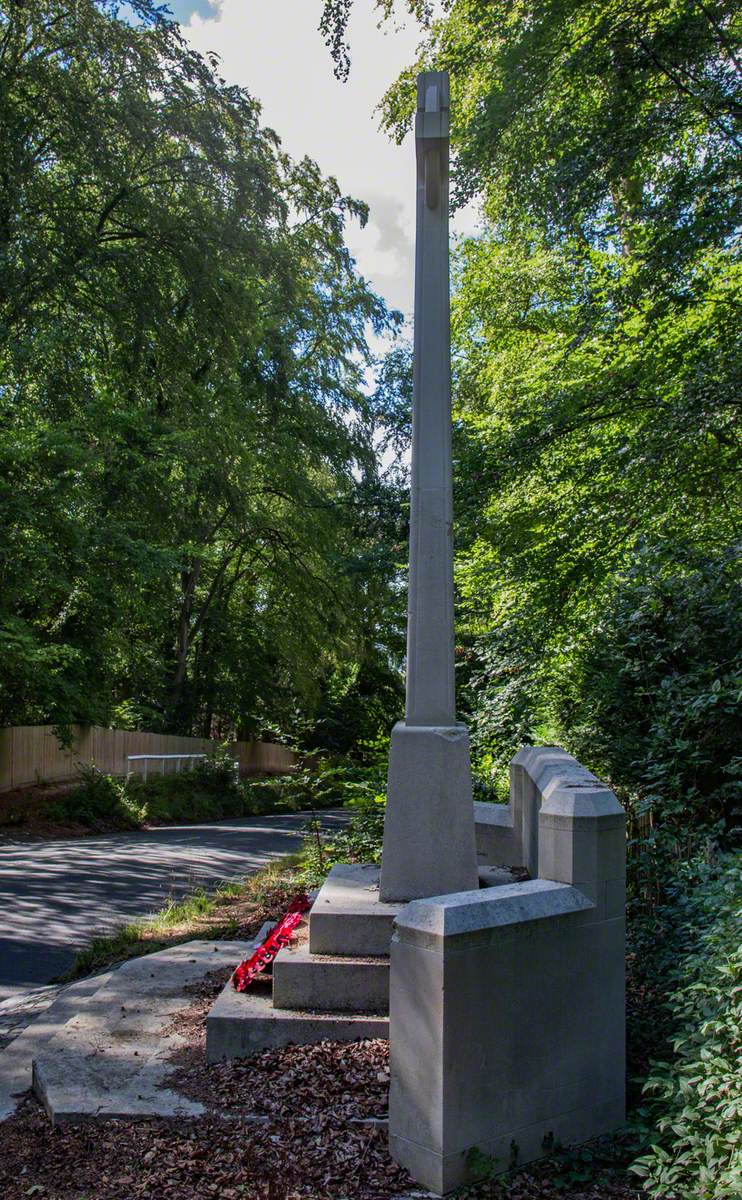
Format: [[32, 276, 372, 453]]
[[273, 944, 389, 1013], [309, 864, 401, 957], [206, 981, 389, 1063], [380, 722, 479, 902], [389, 882, 625, 1195], [389, 1095, 626, 1195]]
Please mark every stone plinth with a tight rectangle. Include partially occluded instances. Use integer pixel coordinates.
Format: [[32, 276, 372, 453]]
[[205, 861, 523, 1063], [380, 723, 479, 903], [207, 865, 398, 1061]]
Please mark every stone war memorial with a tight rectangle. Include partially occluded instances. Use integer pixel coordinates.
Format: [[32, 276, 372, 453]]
[[206, 70, 627, 1195], [20, 67, 627, 1196]]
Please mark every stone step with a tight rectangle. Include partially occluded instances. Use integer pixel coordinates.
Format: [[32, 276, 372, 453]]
[[309, 863, 401, 957], [206, 978, 389, 1063], [272, 943, 389, 1013]]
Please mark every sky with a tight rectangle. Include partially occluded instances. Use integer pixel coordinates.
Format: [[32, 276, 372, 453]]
[[166, 0, 479, 321]]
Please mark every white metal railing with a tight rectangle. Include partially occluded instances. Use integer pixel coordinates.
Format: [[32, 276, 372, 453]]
[[126, 753, 207, 781]]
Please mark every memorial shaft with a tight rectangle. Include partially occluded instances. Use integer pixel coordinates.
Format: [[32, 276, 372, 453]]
[[379, 72, 478, 903], [406, 71, 455, 727]]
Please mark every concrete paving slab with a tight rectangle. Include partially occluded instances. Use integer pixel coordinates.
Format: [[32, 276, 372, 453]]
[[32, 939, 255, 1125], [0, 971, 113, 1121]]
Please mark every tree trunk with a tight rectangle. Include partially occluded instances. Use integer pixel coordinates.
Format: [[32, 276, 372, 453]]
[[166, 560, 201, 729]]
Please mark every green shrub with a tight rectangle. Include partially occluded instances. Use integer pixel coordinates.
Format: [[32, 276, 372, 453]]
[[244, 759, 385, 815], [553, 543, 742, 843], [630, 853, 742, 1199], [300, 791, 386, 886], [50, 765, 144, 829]]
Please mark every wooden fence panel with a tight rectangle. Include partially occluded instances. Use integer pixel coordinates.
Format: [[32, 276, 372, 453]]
[[0, 725, 296, 791]]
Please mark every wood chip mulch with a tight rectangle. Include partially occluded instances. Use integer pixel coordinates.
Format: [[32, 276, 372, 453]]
[[173, 1038, 391, 1123]]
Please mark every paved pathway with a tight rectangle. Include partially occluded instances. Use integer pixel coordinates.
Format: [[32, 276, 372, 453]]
[[0, 811, 345, 1002]]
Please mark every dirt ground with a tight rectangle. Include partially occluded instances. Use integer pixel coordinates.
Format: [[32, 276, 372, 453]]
[[0, 782, 93, 839]]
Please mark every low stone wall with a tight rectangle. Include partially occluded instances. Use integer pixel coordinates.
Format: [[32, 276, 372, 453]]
[[390, 746, 626, 1194]]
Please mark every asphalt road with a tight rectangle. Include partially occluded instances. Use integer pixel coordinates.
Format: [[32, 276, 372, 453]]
[[0, 810, 346, 1002]]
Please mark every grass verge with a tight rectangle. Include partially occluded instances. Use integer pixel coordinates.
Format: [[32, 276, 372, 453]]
[[60, 854, 303, 982]]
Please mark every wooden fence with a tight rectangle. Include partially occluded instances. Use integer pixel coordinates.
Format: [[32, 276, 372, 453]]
[[0, 725, 297, 793]]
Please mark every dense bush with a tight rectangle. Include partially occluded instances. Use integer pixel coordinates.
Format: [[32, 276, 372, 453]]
[[50, 764, 146, 830], [49, 754, 384, 831], [243, 760, 385, 816], [553, 543, 742, 843], [126, 753, 247, 824], [630, 854, 742, 1199], [50, 752, 246, 830]]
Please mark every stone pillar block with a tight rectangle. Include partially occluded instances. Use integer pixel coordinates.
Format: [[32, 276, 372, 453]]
[[380, 721, 479, 903], [510, 746, 596, 876], [539, 786, 626, 920], [388, 880, 625, 1194]]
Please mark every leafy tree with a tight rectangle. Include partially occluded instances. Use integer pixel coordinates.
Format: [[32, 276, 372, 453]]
[[321, 0, 741, 831], [0, 0, 402, 739]]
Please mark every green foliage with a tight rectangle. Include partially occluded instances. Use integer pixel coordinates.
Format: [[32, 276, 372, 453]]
[[301, 655, 405, 758], [49, 752, 386, 832], [554, 544, 742, 840], [125, 750, 248, 824], [300, 790, 386, 886], [0, 0, 403, 742], [350, 0, 742, 855], [630, 854, 742, 1199], [244, 757, 385, 814]]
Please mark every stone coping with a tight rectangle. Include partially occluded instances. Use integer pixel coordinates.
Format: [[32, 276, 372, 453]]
[[472, 800, 514, 829], [394, 879, 594, 945]]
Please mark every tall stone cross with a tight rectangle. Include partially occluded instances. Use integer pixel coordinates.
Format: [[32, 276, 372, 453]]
[[380, 72, 479, 903]]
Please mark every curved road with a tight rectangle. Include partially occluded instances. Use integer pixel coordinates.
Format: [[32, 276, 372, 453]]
[[0, 810, 346, 1002]]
